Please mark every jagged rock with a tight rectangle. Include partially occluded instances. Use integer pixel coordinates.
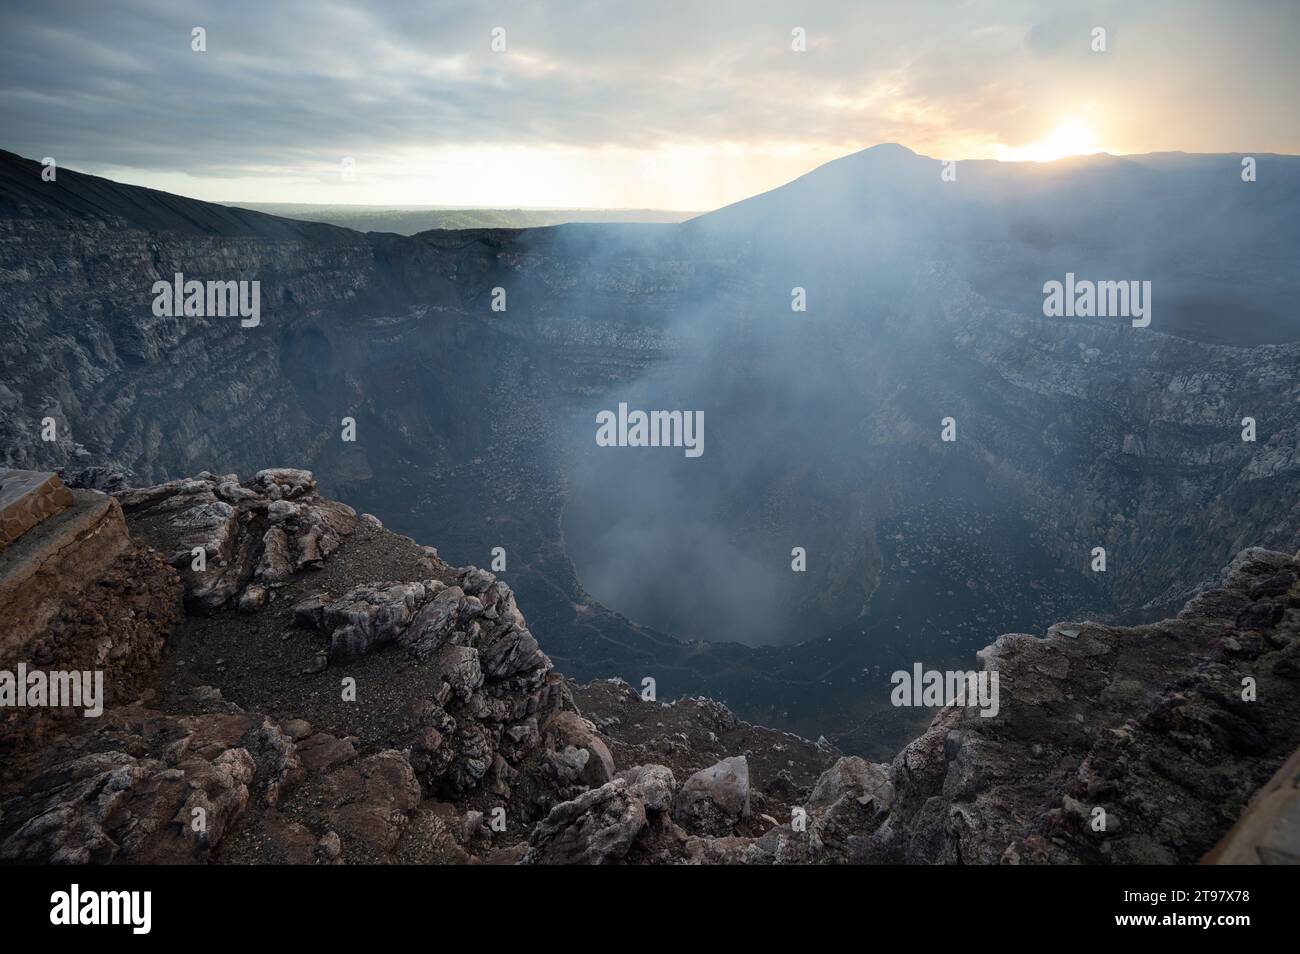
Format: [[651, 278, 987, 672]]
[[0, 709, 280, 863], [308, 580, 434, 659], [1205, 742, 1300, 863], [855, 546, 1300, 865], [256, 527, 294, 583], [443, 720, 493, 795], [266, 499, 299, 524], [238, 583, 269, 613], [397, 698, 453, 778], [252, 469, 317, 500], [256, 719, 305, 808], [4, 456, 1296, 867], [620, 764, 676, 814], [0, 747, 253, 864], [478, 621, 547, 680], [60, 466, 134, 494], [437, 646, 484, 702], [804, 756, 894, 854], [674, 756, 750, 835], [316, 830, 343, 864], [296, 570, 543, 674], [317, 751, 422, 859], [295, 733, 357, 773], [808, 757, 894, 818], [281, 719, 313, 741], [115, 470, 356, 613], [543, 711, 615, 793], [522, 778, 648, 865], [404, 584, 465, 660], [276, 559, 557, 808]]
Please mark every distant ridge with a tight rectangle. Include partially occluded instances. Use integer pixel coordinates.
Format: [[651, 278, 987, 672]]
[[234, 203, 698, 235], [0, 149, 356, 241]]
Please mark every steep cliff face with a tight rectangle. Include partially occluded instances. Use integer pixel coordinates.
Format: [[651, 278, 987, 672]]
[[3, 146, 1299, 756], [0, 468, 1295, 864], [899, 264, 1300, 616], [876, 547, 1300, 865]]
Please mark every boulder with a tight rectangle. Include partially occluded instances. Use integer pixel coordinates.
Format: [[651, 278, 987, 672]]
[[544, 711, 615, 792], [620, 764, 677, 814], [674, 756, 750, 835], [522, 779, 647, 865]]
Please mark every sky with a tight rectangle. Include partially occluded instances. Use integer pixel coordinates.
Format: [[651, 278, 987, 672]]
[[1, 0, 1297, 210]]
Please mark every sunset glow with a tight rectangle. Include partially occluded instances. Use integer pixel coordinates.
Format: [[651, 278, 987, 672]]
[[996, 117, 1110, 163]]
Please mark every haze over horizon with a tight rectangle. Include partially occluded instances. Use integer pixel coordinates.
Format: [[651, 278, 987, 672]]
[[2, 0, 1297, 209]]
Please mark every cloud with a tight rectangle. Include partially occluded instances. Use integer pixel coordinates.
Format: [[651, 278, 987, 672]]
[[1, 0, 1296, 206]]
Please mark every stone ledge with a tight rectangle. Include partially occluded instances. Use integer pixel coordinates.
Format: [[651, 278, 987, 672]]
[[0, 488, 130, 664], [0, 470, 75, 551]]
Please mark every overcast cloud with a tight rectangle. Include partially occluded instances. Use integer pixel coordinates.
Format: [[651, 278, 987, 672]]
[[1, 0, 1296, 207]]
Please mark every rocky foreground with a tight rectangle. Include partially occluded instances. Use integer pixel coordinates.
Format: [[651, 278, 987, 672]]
[[1, 469, 1297, 864]]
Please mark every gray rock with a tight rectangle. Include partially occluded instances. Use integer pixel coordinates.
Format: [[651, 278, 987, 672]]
[[620, 764, 676, 814], [544, 711, 615, 791], [522, 779, 647, 865], [808, 756, 894, 815], [238, 583, 269, 613], [674, 756, 750, 835], [281, 718, 313, 741]]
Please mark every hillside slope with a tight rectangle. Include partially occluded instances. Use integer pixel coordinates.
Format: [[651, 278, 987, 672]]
[[1, 467, 1295, 864]]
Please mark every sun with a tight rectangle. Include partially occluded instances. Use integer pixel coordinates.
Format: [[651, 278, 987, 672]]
[[999, 117, 1109, 163]]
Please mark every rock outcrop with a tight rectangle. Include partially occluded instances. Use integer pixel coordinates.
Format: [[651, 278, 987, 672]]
[[0, 467, 1297, 865], [0, 468, 568, 862], [113, 468, 358, 613], [0, 484, 136, 658], [581, 545, 1299, 865], [0, 470, 74, 549], [1205, 744, 1300, 864], [506, 545, 1300, 866], [0, 472, 183, 761], [674, 756, 751, 835], [855, 547, 1300, 866]]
